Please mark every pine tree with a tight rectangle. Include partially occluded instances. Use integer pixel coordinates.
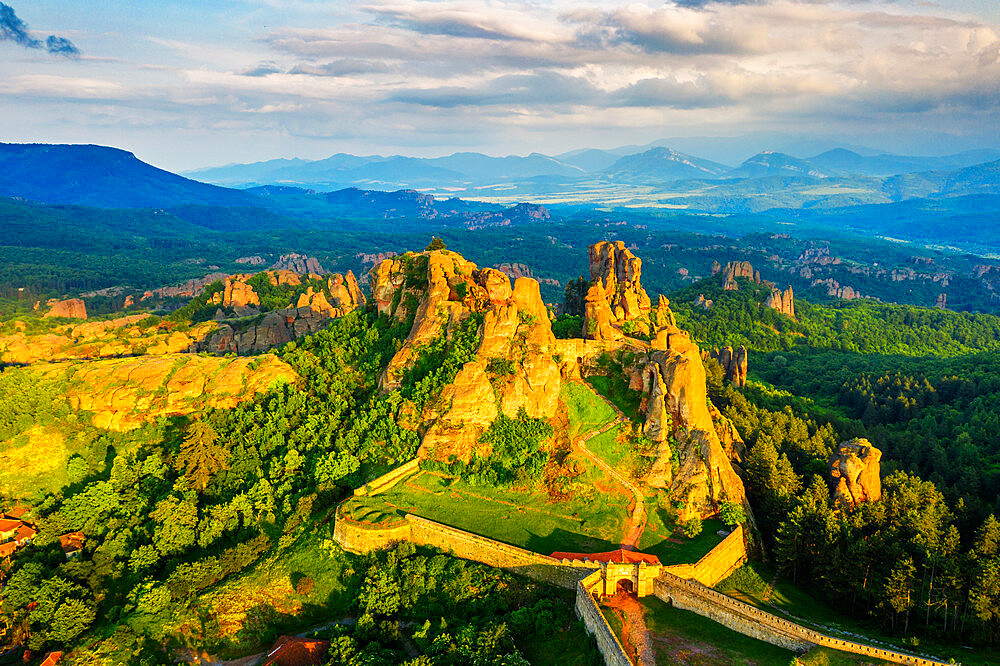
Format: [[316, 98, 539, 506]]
[[175, 421, 228, 490]]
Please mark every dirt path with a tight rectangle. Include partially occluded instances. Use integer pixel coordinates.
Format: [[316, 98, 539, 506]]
[[605, 592, 655, 666], [573, 402, 647, 550]]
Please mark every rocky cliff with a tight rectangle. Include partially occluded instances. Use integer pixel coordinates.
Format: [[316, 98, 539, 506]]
[[0, 316, 216, 365], [48, 353, 296, 431], [627, 306, 749, 520], [370, 250, 561, 462], [708, 346, 748, 388], [44, 298, 87, 320], [583, 241, 653, 340], [764, 286, 795, 318], [828, 439, 882, 506], [720, 261, 760, 291]]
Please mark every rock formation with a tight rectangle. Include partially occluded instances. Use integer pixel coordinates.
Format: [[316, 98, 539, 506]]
[[628, 304, 749, 520], [935, 293, 947, 309], [708, 346, 748, 388], [583, 241, 652, 340], [43, 299, 87, 320], [142, 273, 228, 301], [272, 253, 326, 275], [828, 439, 882, 506], [764, 286, 795, 318], [812, 278, 861, 300], [693, 294, 713, 310], [720, 261, 759, 291], [370, 250, 560, 462], [235, 255, 266, 266], [210, 275, 261, 314], [52, 353, 295, 431]]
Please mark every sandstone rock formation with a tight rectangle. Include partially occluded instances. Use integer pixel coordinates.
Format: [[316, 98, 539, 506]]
[[0, 317, 217, 365], [235, 255, 266, 266], [720, 261, 760, 291], [812, 278, 861, 300], [370, 250, 560, 462], [935, 293, 947, 309], [199, 306, 336, 355], [44, 299, 87, 320], [142, 273, 227, 301], [628, 306, 749, 520], [272, 253, 326, 275], [211, 275, 261, 314], [708, 346, 748, 388], [828, 439, 882, 506], [583, 241, 652, 340], [694, 294, 713, 310], [764, 286, 795, 318], [50, 353, 296, 431]]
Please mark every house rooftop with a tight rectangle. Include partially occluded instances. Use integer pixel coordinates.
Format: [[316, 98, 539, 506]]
[[550, 549, 661, 565], [262, 635, 331, 666]]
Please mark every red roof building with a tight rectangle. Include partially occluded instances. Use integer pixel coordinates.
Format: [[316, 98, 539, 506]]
[[262, 636, 331, 666], [39, 651, 63, 666], [0, 541, 16, 559], [14, 523, 36, 545], [59, 531, 86, 559], [550, 549, 661, 565], [0, 518, 20, 540]]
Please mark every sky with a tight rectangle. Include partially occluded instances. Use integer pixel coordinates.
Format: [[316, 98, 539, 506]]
[[1, 0, 999, 171]]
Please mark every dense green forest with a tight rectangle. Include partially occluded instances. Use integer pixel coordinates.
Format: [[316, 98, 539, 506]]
[[0, 307, 605, 663]]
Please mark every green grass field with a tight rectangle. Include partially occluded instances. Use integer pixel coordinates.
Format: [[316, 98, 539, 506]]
[[560, 381, 618, 439], [342, 469, 628, 554], [639, 515, 726, 566], [640, 595, 796, 664], [584, 375, 642, 422]]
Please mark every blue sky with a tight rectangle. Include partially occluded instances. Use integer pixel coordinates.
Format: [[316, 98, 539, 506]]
[[1, 0, 999, 171]]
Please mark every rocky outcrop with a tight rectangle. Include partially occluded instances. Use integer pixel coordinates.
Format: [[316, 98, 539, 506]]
[[370, 250, 561, 463], [812, 278, 861, 300], [694, 294, 713, 310], [44, 299, 87, 320], [828, 439, 882, 506], [764, 286, 795, 318], [142, 273, 227, 301], [235, 255, 266, 266], [51, 353, 296, 431], [720, 262, 760, 291], [0, 317, 217, 365], [199, 306, 335, 355], [272, 253, 326, 275], [583, 242, 652, 340], [935, 293, 947, 309], [630, 310, 749, 521], [708, 346, 748, 388], [211, 275, 261, 314]]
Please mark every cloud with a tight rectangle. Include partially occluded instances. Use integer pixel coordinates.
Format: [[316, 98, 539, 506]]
[[0, 2, 80, 57]]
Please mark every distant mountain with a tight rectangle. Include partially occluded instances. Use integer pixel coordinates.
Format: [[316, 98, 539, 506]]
[[808, 148, 1000, 177], [602, 147, 731, 182], [188, 151, 584, 190], [724, 152, 838, 180], [0, 143, 258, 209], [556, 148, 626, 172]]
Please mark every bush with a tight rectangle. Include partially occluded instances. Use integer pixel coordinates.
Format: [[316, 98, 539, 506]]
[[682, 516, 703, 539]]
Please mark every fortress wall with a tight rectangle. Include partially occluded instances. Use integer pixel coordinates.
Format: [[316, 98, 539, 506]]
[[406, 514, 596, 589], [654, 573, 952, 665], [332, 511, 412, 554], [576, 571, 633, 666], [354, 458, 420, 496], [662, 525, 748, 587]]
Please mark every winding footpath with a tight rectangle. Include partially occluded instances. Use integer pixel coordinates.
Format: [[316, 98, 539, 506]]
[[571, 382, 648, 550]]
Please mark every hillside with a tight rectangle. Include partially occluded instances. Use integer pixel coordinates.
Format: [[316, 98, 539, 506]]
[[0, 143, 259, 209]]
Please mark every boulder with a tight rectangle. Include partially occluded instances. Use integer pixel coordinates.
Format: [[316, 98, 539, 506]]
[[44, 299, 87, 320], [829, 439, 882, 506]]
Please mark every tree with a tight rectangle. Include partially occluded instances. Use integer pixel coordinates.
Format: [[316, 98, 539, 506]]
[[175, 420, 228, 490], [425, 237, 447, 251]]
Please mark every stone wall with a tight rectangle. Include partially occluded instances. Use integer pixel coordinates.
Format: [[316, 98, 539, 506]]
[[663, 525, 749, 587], [332, 510, 412, 554], [576, 570, 633, 666], [406, 515, 597, 589], [354, 459, 420, 496], [654, 573, 952, 665]]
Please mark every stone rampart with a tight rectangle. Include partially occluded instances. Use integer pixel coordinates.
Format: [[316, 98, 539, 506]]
[[664, 525, 748, 587], [332, 509, 411, 554], [354, 458, 420, 496], [654, 572, 951, 665], [576, 570, 633, 666], [406, 514, 597, 589]]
